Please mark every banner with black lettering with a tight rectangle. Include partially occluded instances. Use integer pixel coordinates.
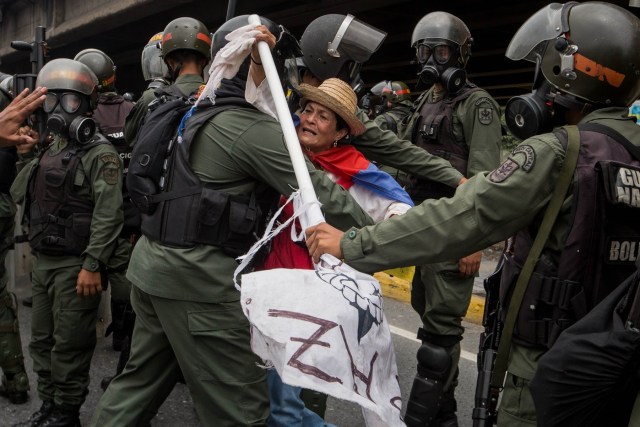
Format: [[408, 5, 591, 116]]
[[241, 254, 405, 427]]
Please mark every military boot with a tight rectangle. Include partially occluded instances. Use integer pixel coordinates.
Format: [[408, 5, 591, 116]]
[[39, 406, 81, 427], [0, 371, 29, 403], [12, 400, 54, 427]]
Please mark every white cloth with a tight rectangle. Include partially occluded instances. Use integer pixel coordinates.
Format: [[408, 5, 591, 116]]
[[196, 24, 260, 108], [241, 255, 405, 427], [236, 191, 406, 427]]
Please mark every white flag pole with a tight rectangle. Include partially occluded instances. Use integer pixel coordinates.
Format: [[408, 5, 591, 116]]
[[248, 14, 324, 227]]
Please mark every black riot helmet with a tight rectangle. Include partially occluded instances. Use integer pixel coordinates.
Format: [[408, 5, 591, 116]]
[[300, 14, 386, 91], [162, 17, 212, 65], [36, 58, 98, 143], [505, 2, 640, 140], [74, 48, 116, 92], [141, 32, 170, 81], [211, 15, 302, 98], [411, 11, 472, 93]]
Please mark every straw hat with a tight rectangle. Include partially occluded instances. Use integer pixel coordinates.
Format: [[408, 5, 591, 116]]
[[298, 78, 366, 136]]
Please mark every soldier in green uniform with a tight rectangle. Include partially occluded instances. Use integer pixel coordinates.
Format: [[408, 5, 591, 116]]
[[74, 48, 137, 388], [398, 12, 502, 426], [91, 16, 373, 427], [123, 21, 206, 146], [0, 75, 30, 405], [369, 80, 413, 134], [306, 3, 640, 426], [10, 58, 124, 427]]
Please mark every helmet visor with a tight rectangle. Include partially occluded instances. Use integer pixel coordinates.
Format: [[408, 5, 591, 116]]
[[328, 15, 387, 63], [505, 3, 568, 62], [141, 43, 168, 81]]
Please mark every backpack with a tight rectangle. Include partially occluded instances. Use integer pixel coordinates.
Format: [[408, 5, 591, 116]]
[[127, 85, 194, 215]]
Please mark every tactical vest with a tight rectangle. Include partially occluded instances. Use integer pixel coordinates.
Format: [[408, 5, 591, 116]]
[[140, 97, 278, 257], [0, 147, 17, 194], [27, 135, 109, 256], [403, 85, 481, 203], [500, 123, 640, 349], [93, 96, 139, 236], [379, 104, 412, 136]]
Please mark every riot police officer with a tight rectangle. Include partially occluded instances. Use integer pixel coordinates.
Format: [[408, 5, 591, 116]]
[[399, 12, 502, 427], [305, 3, 640, 426], [10, 58, 123, 427], [73, 48, 137, 388], [363, 80, 413, 133], [123, 19, 211, 145]]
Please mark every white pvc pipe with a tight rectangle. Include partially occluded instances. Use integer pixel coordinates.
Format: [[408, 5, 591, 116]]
[[248, 14, 325, 227]]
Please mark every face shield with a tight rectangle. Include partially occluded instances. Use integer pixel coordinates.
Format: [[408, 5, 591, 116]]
[[141, 41, 169, 81], [505, 3, 571, 63], [326, 14, 387, 63]]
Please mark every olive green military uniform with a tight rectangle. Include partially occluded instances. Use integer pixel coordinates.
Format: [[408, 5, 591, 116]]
[[370, 99, 414, 183], [336, 108, 639, 426], [353, 108, 464, 187], [372, 99, 413, 134], [0, 90, 29, 403], [92, 76, 373, 426], [123, 76, 198, 146], [10, 135, 123, 411], [400, 86, 502, 394]]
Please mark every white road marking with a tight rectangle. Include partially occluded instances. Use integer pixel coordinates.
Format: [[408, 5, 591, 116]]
[[389, 324, 477, 362]]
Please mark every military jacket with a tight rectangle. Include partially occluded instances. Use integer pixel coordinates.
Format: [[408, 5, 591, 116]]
[[127, 100, 373, 303], [352, 108, 464, 188], [11, 135, 124, 271], [340, 108, 639, 273]]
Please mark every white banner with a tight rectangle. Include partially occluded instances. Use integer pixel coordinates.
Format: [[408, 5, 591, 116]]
[[241, 255, 405, 427]]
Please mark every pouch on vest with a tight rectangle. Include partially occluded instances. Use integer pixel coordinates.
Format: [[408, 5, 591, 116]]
[[127, 86, 193, 215]]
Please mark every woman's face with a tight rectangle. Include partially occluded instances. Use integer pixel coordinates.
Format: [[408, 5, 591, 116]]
[[297, 101, 348, 153]]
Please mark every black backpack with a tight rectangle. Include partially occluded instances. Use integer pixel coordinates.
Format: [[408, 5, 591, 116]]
[[127, 85, 195, 215]]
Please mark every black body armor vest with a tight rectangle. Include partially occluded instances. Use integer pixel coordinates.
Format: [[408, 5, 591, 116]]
[[404, 85, 480, 203], [140, 98, 277, 257], [27, 135, 109, 256], [500, 123, 640, 348]]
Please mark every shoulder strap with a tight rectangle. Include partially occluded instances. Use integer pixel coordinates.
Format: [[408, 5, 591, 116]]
[[578, 122, 640, 160], [490, 125, 581, 390], [382, 113, 397, 134]]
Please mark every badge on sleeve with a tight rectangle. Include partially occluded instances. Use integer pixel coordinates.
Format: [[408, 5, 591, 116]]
[[475, 97, 494, 125], [489, 144, 537, 183], [100, 153, 121, 185], [489, 159, 519, 183]]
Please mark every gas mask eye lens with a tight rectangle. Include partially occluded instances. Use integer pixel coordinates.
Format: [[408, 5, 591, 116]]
[[44, 93, 58, 113], [416, 44, 432, 63], [434, 45, 452, 64], [61, 93, 82, 114]]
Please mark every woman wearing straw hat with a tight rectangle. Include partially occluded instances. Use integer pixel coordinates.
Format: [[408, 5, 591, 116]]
[[261, 78, 414, 426]]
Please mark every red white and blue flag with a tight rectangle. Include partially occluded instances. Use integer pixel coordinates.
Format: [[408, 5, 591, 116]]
[[308, 144, 414, 207]]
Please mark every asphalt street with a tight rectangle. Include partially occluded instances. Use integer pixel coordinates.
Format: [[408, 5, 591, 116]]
[[2, 269, 490, 427]]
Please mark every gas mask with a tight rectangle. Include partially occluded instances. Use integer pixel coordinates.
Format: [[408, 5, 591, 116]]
[[44, 91, 96, 144], [415, 41, 466, 93], [505, 68, 559, 141]]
